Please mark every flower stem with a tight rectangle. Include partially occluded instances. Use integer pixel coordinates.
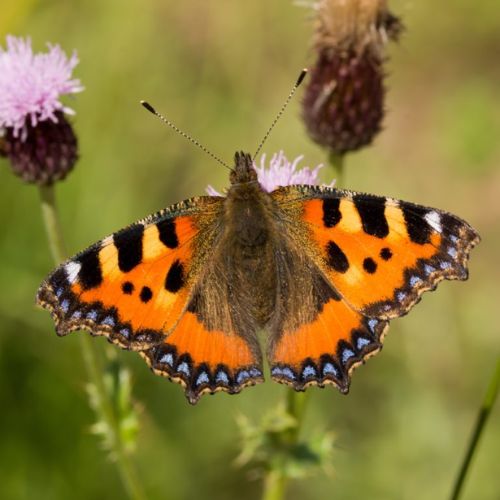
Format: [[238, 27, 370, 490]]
[[328, 151, 345, 186], [81, 337, 146, 500], [39, 185, 67, 263], [284, 389, 308, 443], [260, 389, 309, 500], [262, 469, 286, 500], [38, 184, 147, 500], [450, 358, 500, 500]]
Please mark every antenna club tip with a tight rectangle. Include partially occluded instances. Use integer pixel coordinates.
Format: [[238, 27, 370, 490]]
[[141, 100, 156, 114], [296, 69, 308, 87]]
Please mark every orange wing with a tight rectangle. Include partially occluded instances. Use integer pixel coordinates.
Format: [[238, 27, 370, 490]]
[[268, 186, 479, 391], [271, 296, 388, 392], [36, 196, 223, 350], [295, 186, 479, 318], [37, 195, 264, 403], [141, 310, 263, 404]]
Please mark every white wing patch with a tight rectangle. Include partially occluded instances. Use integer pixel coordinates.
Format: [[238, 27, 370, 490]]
[[64, 261, 81, 284], [424, 211, 442, 233]]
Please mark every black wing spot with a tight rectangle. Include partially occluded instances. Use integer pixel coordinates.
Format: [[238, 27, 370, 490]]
[[326, 241, 349, 273], [380, 247, 392, 260], [157, 219, 179, 249], [114, 224, 144, 272], [140, 286, 153, 303], [363, 257, 377, 274], [322, 198, 342, 227], [77, 248, 103, 289], [401, 203, 432, 244], [122, 281, 134, 294], [165, 260, 185, 293], [353, 195, 389, 238]]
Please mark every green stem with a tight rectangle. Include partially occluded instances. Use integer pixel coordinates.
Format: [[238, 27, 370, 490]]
[[450, 358, 500, 500], [285, 390, 308, 443], [38, 184, 147, 500], [39, 185, 67, 263], [260, 390, 309, 500], [328, 151, 345, 186], [81, 336, 146, 500], [262, 469, 286, 500]]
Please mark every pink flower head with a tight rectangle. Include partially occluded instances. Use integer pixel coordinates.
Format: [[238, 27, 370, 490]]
[[0, 36, 83, 139], [206, 151, 335, 195]]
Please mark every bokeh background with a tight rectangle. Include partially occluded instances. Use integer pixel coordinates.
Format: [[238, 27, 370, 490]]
[[1, 1, 499, 499]]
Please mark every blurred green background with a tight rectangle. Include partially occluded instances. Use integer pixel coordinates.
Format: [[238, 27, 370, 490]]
[[1, 1, 499, 499]]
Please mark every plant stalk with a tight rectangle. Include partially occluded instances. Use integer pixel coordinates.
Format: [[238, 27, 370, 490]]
[[260, 389, 309, 500], [328, 151, 345, 186], [450, 358, 500, 500], [262, 469, 286, 500], [38, 184, 147, 500]]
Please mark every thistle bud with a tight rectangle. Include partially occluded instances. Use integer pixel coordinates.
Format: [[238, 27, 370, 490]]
[[0, 36, 83, 185], [302, 0, 403, 155], [2, 112, 78, 185]]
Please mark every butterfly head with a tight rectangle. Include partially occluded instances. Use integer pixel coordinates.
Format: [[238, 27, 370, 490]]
[[230, 151, 258, 185]]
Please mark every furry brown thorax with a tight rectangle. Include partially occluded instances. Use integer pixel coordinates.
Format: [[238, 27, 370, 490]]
[[226, 151, 271, 248], [224, 151, 276, 326]]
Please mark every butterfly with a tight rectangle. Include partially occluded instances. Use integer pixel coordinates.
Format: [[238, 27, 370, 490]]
[[36, 151, 480, 404]]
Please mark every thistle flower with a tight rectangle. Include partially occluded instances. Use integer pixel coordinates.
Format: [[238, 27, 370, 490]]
[[0, 36, 83, 185], [206, 150, 334, 195], [301, 0, 403, 155]]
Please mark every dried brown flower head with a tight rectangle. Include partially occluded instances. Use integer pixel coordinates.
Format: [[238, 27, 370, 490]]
[[302, 0, 403, 155]]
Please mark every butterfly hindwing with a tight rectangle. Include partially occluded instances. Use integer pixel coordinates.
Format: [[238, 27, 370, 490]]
[[270, 295, 388, 392], [36, 196, 224, 350], [267, 185, 479, 392], [141, 309, 264, 404], [141, 243, 266, 403], [267, 234, 388, 391]]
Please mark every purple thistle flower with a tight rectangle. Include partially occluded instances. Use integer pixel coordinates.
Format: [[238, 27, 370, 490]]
[[206, 151, 335, 195], [0, 36, 83, 138], [0, 36, 82, 185]]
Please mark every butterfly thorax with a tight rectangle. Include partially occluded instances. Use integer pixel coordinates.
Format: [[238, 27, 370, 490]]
[[219, 151, 277, 326], [225, 151, 273, 251]]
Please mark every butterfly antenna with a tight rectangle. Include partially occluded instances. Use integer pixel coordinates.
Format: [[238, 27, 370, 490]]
[[140, 101, 231, 170], [252, 68, 308, 162]]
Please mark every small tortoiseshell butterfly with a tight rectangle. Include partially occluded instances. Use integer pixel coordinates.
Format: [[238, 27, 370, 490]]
[[36, 151, 480, 404]]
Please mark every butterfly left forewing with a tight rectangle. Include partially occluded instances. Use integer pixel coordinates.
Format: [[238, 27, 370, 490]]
[[36, 196, 224, 350]]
